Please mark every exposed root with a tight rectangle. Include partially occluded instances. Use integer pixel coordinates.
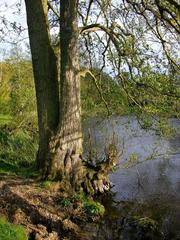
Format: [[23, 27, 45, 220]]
[[41, 134, 121, 196]]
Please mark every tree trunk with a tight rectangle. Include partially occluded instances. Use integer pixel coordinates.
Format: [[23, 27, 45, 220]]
[[25, 0, 118, 194], [44, 0, 85, 188], [24, 0, 59, 170]]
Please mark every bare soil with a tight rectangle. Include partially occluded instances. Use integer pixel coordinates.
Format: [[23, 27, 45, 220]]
[[0, 176, 91, 240]]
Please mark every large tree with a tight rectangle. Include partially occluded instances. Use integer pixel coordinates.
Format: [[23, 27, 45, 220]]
[[24, 0, 111, 194], [24, 0, 85, 188], [24, 0, 180, 193]]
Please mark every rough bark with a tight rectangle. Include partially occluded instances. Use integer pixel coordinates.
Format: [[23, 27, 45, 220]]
[[24, 0, 59, 169], [44, 0, 84, 189]]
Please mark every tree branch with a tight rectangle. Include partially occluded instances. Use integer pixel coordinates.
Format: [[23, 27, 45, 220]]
[[80, 69, 110, 115], [79, 23, 127, 57], [47, 1, 60, 19]]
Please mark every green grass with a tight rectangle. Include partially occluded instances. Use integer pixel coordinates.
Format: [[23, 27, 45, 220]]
[[0, 159, 38, 178], [76, 192, 105, 216], [0, 217, 27, 240], [0, 126, 38, 178], [0, 129, 38, 162], [0, 114, 12, 126], [0, 159, 18, 176]]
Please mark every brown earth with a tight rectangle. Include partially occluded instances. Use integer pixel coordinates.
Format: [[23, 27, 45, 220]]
[[0, 176, 93, 240]]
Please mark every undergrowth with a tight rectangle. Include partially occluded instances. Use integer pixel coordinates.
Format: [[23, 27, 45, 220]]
[[0, 216, 27, 240], [0, 126, 38, 177], [58, 192, 105, 218]]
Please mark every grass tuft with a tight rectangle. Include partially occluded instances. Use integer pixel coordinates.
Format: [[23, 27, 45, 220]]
[[0, 217, 28, 240]]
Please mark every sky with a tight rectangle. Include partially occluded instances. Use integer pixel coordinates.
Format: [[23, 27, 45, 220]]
[[0, 0, 28, 58], [0, 0, 179, 73]]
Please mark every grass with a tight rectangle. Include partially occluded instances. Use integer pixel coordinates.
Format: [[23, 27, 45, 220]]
[[0, 217, 28, 240], [0, 159, 38, 178], [0, 114, 12, 126], [0, 126, 38, 178], [0, 129, 38, 162]]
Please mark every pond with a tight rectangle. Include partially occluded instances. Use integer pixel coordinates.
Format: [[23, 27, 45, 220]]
[[83, 116, 180, 240]]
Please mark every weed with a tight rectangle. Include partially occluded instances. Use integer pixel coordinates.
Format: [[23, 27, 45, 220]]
[[59, 197, 72, 207], [133, 216, 158, 231], [58, 192, 105, 217], [40, 181, 52, 189], [78, 192, 105, 217], [83, 200, 105, 216]]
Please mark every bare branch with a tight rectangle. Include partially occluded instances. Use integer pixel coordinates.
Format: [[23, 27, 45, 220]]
[[48, 1, 60, 19], [79, 23, 127, 57]]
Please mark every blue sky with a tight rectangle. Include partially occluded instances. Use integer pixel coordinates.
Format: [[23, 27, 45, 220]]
[[0, 0, 179, 72], [0, 0, 28, 58]]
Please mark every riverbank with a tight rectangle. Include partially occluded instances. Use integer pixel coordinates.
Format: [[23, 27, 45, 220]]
[[0, 116, 179, 240], [0, 176, 104, 240]]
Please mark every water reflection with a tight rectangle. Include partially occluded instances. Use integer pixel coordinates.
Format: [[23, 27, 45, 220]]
[[83, 116, 180, 239]]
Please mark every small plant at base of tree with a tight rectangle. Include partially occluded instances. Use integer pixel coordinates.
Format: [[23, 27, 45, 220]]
[[58, 192, 105, 218]]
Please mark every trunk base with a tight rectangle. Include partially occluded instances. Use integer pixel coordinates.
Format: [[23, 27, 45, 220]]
[[40, 143, 119, 195], [44, 146, 86, 192]]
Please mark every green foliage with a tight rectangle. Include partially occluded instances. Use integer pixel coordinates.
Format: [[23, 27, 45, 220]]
[[138, 114, 176, 138], [133, 216, 158, 232], [81, 68, 129, 117], [81, 68, 180, 123], [0, 217, 27, 240], [0, 55, 38, 176], [0, 159, 18, 176], [76, 192, 105, 216], [155, 118, 176, 138], [0, 51, 37, 130], [8, 58, 37, 128], [0, 158, 38, 178], [0, 128, 38, 163], [0, 126, 38, 177], [0, 114, 12, 126], [83, 200, 105, 216], [127, 73, 180, 118], [58, 192, 105, 217], [123, 152, 139, 168], [59, 197, 72, 207]]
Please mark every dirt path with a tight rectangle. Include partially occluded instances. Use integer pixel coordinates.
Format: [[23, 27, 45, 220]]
[[0, 177, 89, 240]]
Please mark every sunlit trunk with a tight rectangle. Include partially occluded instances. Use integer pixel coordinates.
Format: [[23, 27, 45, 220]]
[[24, 0, 59, 170], [44, 0, 84, 188]]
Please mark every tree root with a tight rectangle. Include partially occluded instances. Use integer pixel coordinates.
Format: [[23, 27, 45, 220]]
[[41, 138, 120, 196]]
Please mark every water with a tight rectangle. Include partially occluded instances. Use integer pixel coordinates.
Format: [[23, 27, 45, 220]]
[[83, 116, 180, 240]]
